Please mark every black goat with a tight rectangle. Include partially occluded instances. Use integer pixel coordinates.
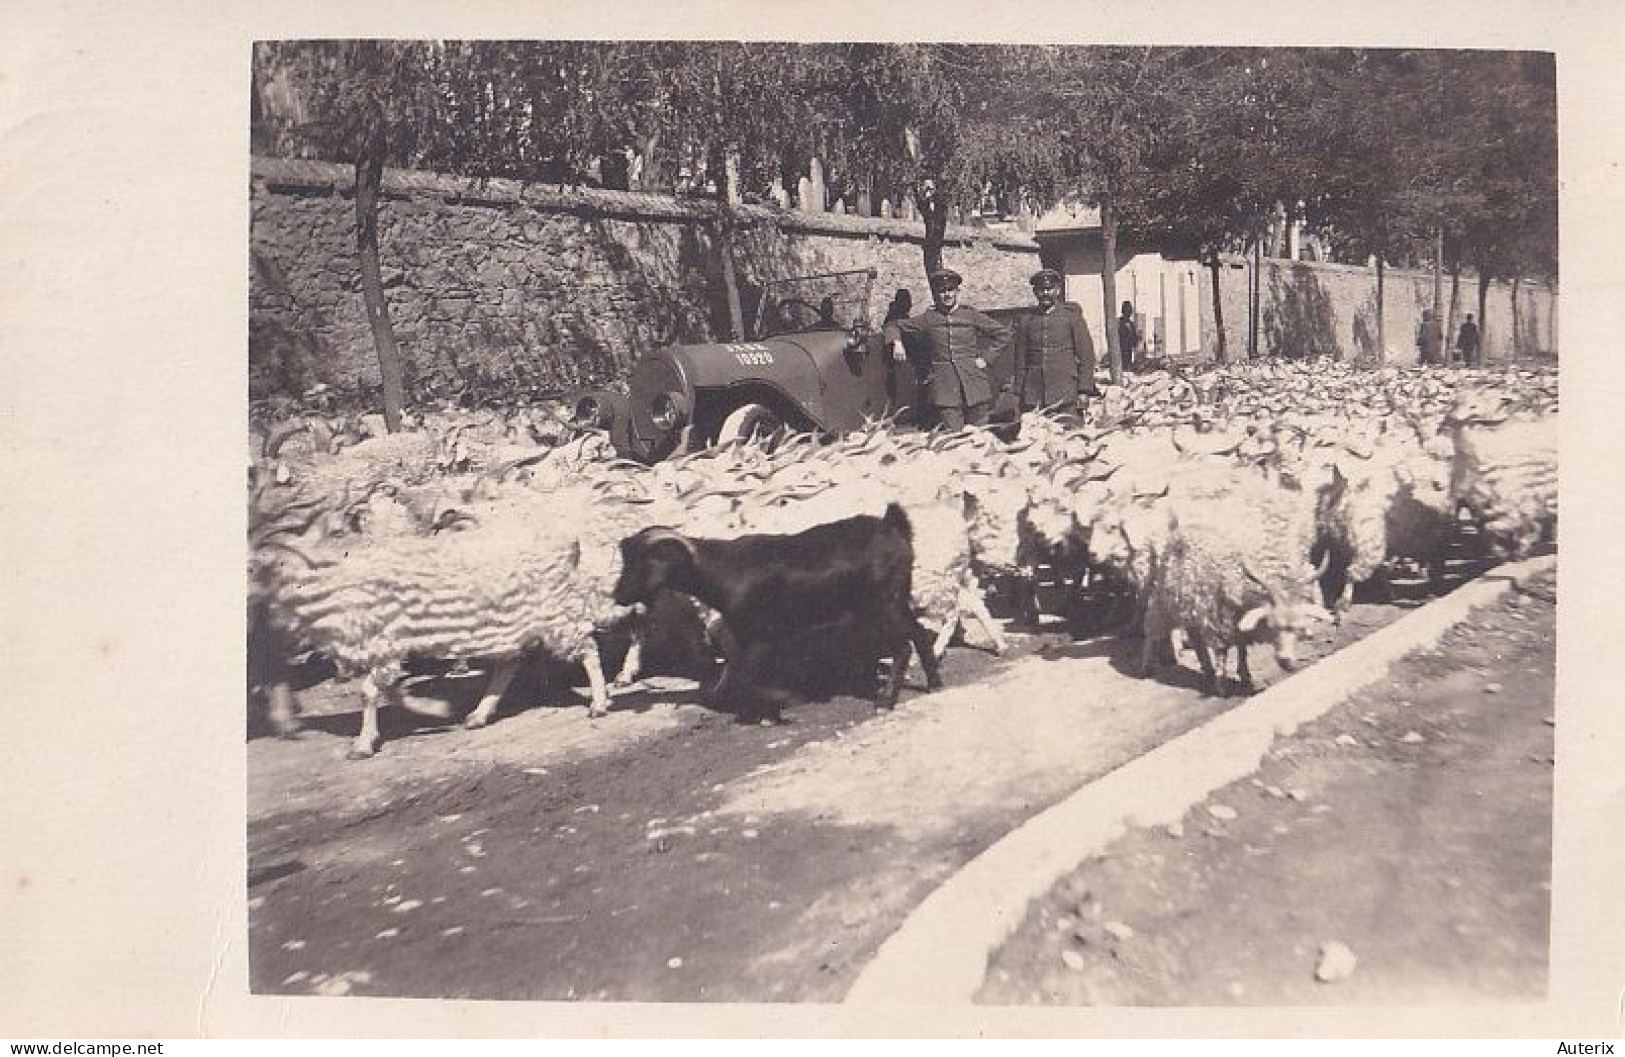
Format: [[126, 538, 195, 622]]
[[612, 503, 942, 722]]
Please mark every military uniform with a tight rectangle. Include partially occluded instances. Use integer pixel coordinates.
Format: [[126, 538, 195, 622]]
[[887, 305, 1008, 417], [1417, 314, 1445, 365], [1011, 302, 1097, 409]]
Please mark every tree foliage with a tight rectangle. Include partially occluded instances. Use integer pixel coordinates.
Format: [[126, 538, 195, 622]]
[[251, 40, 1559, 407]]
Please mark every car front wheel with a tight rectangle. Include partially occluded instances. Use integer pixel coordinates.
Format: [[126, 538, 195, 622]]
[[717, 403, 787, 447]]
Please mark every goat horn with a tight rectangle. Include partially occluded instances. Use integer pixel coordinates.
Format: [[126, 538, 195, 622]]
[[686, 484, 751, 502], [254, 537, 323, 571], [430, 508, 479, 534], [264, 420, 314, 459], [1240, 559, 1273, 594], [639, 527, 698, 561], [497, 452, 550, 479]]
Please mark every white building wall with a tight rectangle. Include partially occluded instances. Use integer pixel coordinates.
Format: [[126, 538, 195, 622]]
[[1059, 244, 1203, 358]]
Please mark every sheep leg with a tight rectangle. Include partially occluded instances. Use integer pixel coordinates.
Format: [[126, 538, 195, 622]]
[[1189, 631, 1221, 695], [1138, 626, 1163, 678], [931, 615, 959, 661], [612, 627, 644, 688], [582, 640, 612, 718], [962, 588, 1008, 655], [351, 670, 397, 759], [463, 658, 522, 730], [267, 681, 302, 738], [1138, 597, 1172, 677], [1113, 589, 1148, 636], [885, 609, 942, 705], [1236, 645, 1255, 694], [1060, 562, 1091, 622], [909, 614, 944, 691]]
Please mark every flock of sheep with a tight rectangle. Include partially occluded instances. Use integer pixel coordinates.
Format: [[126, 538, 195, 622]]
[[249, 360, 1558, 759]]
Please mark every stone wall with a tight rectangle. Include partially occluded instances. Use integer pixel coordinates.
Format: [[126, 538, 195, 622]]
[[249, 157, 1042, 401], [1202, 256, 1557, 365]]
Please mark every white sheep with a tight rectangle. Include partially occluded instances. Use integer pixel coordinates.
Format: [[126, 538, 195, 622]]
[[257, 479, 657, 758], [1305, 428, 1456, 614], [1113, 469, 1329, 693], [1445, 392, 1558, 559]]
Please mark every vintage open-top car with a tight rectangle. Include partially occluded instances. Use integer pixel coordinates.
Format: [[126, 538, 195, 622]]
[[574, 268, 1018, 463]]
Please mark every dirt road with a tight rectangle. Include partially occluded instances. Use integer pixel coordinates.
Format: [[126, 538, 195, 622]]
[[980, 569, 1555, 1005], [247, 557, 1542, 1002]]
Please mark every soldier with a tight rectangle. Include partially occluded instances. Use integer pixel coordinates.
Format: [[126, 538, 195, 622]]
[[1007, 268, 1099, 414], [1417, 309, 1445, 366], [1456, 313, 1482, 367], [1117, 300, 1141, 372], [887, 267, 1009, 430]]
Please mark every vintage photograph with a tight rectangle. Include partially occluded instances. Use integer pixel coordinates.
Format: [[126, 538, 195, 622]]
[[245, 41, 1558, 1005]]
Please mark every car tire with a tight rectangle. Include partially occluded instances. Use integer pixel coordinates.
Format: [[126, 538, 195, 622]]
[[718, 403, 786, 447]]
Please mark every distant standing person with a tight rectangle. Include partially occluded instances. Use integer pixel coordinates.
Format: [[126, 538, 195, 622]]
[[1417, 309, 1445, 366], [883, 288, 921, 412], [887, 268, 1009, 430], [1008, 268, 1099, 413], [1456, 313, 1482, 367], [883, 287, 913, 325], [1117, 301, 1140, 372]]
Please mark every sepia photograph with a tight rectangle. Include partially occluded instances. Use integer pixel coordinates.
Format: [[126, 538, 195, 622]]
[[245, 40, 1559, 1005], [4, 0, 1622, 1042]]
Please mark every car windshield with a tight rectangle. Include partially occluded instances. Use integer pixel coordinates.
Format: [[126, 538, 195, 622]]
[[752, 270, 874, 339]]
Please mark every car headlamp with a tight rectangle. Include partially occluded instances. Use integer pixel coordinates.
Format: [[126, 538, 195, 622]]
[[650, 391, 687, 432]]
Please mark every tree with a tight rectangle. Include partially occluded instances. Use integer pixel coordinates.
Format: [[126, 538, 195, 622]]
[[1134, 49, 1323, 362], [254, 41, 461, 431], [804, 44, 993, 283], [1284, 49, 1556, 364], [1454, 52, 1558, 352], [977, 47, 1221, 382]]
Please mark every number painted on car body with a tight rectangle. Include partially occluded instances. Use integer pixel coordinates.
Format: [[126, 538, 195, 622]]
[[728, 344, 775, 367]]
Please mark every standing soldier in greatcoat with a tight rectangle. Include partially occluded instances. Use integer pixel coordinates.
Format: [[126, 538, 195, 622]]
[[886, 268, 1009, 430], [1007, 268, 1100, 414]]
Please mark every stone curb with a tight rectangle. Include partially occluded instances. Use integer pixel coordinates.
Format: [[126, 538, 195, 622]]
[[843, 554, 1557, 1005]]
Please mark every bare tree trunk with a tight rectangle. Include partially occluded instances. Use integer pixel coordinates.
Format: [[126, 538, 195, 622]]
[[913, 181, 949, 281], [711, 144, 746, 340], [1249, 237, 1262, 360], [1510, 274, 1523, 362], [1100, 193, 1123, 385], [1208, 256, 1228, 364], [1477, 268, 1492, 362], [1447, 258, 1462, 362], [1375, 256, 1386, 367], [355, 137, 406, 432], [637, 131, 662, 191], [1432, 225, 1444, 317], [717, 213, 745, 341]]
